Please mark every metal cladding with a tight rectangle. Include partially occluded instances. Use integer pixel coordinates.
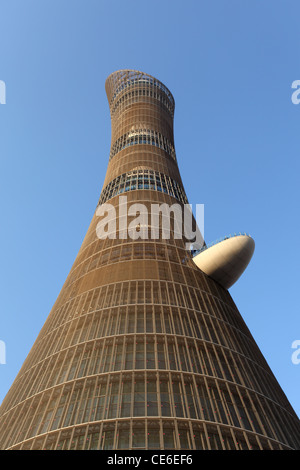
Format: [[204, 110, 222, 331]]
[[0, 70, 299, 450]]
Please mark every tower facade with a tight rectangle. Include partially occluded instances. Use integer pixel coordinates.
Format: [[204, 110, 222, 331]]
[[0, 70, 299, 451]]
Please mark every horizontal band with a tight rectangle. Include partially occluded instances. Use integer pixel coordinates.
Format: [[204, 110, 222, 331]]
[[98, 169, 188, 206]]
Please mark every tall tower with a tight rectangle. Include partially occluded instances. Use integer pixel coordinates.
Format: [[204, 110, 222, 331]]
[[0, 70, 299, 451]]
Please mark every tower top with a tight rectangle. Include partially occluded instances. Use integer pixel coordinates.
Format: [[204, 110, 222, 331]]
[[105, 69, 175, 112]]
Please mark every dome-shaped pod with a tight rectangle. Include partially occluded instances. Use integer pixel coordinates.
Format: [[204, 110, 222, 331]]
[[192, 233, 255, 289]]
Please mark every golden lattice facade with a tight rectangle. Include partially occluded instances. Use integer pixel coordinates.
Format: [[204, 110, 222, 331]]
[[0, 70, 299, 450]]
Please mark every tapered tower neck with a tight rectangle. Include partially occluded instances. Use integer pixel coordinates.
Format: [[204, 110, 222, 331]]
[[102, 70, 180, 188], [105, 69, 175, 146]]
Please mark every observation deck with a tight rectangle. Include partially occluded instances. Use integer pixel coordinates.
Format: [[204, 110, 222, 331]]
[[192, 233, 255, 289]]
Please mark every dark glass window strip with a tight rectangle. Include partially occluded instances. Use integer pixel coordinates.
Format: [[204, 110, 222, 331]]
[[97, 170, 188, 207], [109, 129, 176, 162], [110, 87, 174, 117]]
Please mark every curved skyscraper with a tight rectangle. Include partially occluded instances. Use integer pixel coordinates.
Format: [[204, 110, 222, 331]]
[[0, 70, 299, 450]]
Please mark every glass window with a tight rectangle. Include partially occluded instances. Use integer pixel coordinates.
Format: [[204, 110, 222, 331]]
[[134, 381, 145, 416], [178, 429, 190, 449], [121, 381, 132, 417], [160, 382, 171, 416], [103, 430, 114, 450], [148, 426, 160, 449], [163, 428, 175, 449], [125, 342, 133, 370], [135, 341, 145, 369], [132, 426, 145, 448], [147, 381, 158, 416]]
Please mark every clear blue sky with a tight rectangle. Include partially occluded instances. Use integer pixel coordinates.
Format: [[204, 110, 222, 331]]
[[0, 1, 299, 418]]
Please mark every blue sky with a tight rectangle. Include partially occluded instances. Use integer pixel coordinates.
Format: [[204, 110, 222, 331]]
[[0, 0, 299, 418]]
